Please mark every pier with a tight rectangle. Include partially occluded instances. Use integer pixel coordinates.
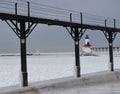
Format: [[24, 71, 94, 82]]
[[91, 46, 120, 53]]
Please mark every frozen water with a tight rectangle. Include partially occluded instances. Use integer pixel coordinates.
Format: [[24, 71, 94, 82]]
[[0, 52, 120, 88]]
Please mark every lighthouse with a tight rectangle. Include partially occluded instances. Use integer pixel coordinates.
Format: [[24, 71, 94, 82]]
[[82, 35, 92, 56]]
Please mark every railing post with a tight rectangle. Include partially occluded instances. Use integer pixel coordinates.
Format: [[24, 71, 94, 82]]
[[80, 12, 83, 24], [105, 19, 107, 27], [70, 13, 72, 23], [15, 3, 18, 30], [27, 1, 30, 28], [15, 3, 17, 15], [27, 1, 30, 17], [114, 19, 116, 28]]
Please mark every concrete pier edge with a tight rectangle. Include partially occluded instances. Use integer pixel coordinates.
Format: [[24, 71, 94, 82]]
[[0, 70, 120, 94]]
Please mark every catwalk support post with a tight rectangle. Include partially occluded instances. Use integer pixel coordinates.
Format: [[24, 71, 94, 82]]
[[108, 32, 114, 71], [20, 21, 28, 86], [103, 19, 117, 72], [74, 27, 80, 77]]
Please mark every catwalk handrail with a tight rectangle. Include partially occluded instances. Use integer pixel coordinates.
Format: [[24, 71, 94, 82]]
[[0, 0, 120, 32]]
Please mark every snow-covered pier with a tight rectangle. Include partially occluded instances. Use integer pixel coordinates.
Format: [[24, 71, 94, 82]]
[[91, 46, 120, 53], [0, 70, 120, 94]]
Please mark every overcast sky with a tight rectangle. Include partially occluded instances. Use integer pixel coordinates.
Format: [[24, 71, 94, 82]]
[[0, 0, 120, 53]]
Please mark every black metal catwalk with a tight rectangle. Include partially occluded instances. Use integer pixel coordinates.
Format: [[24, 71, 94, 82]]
[[0, 1, 119, 87]]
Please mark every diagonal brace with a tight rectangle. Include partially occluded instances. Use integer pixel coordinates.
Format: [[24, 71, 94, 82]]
[[5, 20, 20, 38], [66, 27, 86, 41], [26, 23, 38, 38], [5, 20, 38, 39], [103, 31, 117, 42]]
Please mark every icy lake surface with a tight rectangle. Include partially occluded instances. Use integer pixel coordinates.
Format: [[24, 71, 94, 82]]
[[0, 52, 120, 87]]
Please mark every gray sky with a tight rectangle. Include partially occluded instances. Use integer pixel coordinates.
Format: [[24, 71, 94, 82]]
[[0, 0, 120, 53]]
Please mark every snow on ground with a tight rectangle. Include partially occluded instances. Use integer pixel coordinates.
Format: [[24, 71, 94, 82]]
[[0, 52, 120, 88]]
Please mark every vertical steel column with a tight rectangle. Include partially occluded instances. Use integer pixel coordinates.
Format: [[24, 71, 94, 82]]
[[80, 12, 83, 24], [27, 1, 30, 28], [27, 1, 30, 17], [74, 27, 80, 77], [108, 32, 114, 71], [15, 3, 17, 15], [20, 21, 28, 86]]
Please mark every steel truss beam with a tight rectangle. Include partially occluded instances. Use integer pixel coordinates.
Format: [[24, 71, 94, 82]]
[[66, 27, 86, 77], [103, 31, 117, 71]]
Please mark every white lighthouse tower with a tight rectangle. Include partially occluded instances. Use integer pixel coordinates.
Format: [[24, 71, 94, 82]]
[[82, 35, 92, 56]]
